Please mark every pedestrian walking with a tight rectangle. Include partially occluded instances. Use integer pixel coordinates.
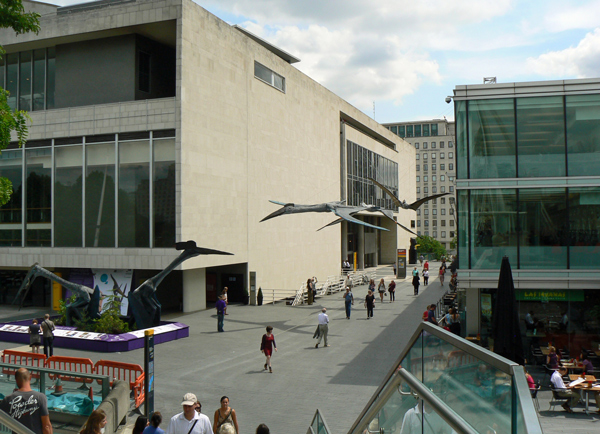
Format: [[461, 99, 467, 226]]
[[41, 314, 55, 358], [80, 409, 107, 434], [0, 368, 52, 434], [377, 278, 386, 303], [419, 254, 424, 266], [388, 280, 396, 302], [412, 267, 418, 277], [166, 393, 212, 434], [306, 278, 313, 305], [315, 308, 329, 348], [216, 295, 226, 332], [342, 287, 354, 319], [439, 266, 445, 286], [412, 272, 420, 296], [260, 326, 277, 373], [144, 412, 165, 434], [368, 278, 375, 293], [365, 290, 375, 319], [423, 269, 429, 286], [427, 304, 438, 325], [213, 396, 239, 434], [29, 319, 41, 354], [423, 260, 429, 272]]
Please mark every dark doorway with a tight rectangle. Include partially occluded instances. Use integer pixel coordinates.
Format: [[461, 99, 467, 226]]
[[206, 273, 218, 303], [223, 274, 244, 303]]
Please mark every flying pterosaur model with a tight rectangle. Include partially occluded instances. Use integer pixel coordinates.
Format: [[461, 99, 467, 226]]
[[368, 177, 450, 210], [260, 200, 390, 231]]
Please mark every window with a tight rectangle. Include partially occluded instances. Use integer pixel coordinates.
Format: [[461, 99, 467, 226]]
[[406, 125, 413, 137], [417, 220, 421, 227], [448, 152, 453, 159], [425, 231, 429, 236], [450, 186, 454, 192], [424, 220, 429, 227], [440, 175, 445, 181], [432, 142, 436, 149], [424, 187, 428, 194], [423, 153, 428, 160], [415, 143, 419, 149], [432, 209, 437, 215], [424, 209, 429, 216], [416, 176, 420, 182], [431, 124, 438, 136], [449, 141, 453, 148], [449, 163, 454, 170], [139, 51, 151, 93], [254, 62, 285, 92], [433, 231, 438, 237], [416, 154, 420, 160], [417, 209, 421, 216], [423, 176, 428, 182], [432, 199, 437, 205], [423, 124, 430, 136], [449, 208, 454, 215], [423, 164, 428, 171], [441, 209, 446, 215], [441, 198, 445, 204], [411, 220, 416, 228], [398, 126, 405, 137], [441, 220, 446, 226], [390, 125, 397, 135], [441, 231, 446, 238], [449, 176, 454, 182], [433, 221, 437, 227], [416, 165, 420, 171], [417, 187, 421, 193], [431, 153, 436, 160], [415, 125, 422, 137], [449, 197, 455, 204], [423, 142, 428, 149], [440, 164, 445, 171], [432, 175, 436, 182], [440, 141, 445, 148], [440, 152, 445, 159], [432, 186, 437, 193], [432, 164, 436, 171], [441, 186, 445, 193], [450, 231, 455, 237], [450, 220, 454, 227]]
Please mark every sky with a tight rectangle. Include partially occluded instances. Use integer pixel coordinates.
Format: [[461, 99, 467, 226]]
[[46, 0, 600, 123]]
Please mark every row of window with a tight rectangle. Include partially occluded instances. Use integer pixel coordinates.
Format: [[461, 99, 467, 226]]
[[457, 187, 600, 270], [416, 152, 454, 160], [416, 175, 455, 183], [418, 231, 455, 238], [416, 163, 454, 172], [346, 140, 399, 210], [0, 132, 175, 248], [456, 95, 600, 179], [414, 141, 453, 149], [0, 48, 56, 111], [418, 219, 455, 227], [417, 208, 454, 216], [386, 123, 439, 138], [416, 186, 455, 194]]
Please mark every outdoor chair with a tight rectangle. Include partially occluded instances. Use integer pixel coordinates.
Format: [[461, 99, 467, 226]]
[[542, 364, 558, 385], [549, 386, 570, 412], [530, 384, 542, 412]]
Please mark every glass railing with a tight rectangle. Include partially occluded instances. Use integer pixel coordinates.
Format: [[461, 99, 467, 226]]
[[0, 409, 37, 434], [307, 409, 332, 434], [348, 323, 543, 434]]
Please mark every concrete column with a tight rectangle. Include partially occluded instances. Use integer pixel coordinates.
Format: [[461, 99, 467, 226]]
[[182, 268, 207, 312], [466, 287, 479, 336], [342, 221, 348, 262], [358, 224, 365, 269]]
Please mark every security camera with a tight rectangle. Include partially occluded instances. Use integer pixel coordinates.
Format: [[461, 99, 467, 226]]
[[445, 96, 452, 104]]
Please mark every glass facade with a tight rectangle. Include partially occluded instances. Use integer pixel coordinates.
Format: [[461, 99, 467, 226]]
[[0, 48, 55, 111], [0, 132, 175, 248], [346, 140, 398, 210], [566, 94, 600, 176]]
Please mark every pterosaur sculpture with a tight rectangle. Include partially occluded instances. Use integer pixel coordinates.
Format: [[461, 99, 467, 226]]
[[260, 200, 390, 231], [129, 240, 233, 329], [14, 241, 233, 330], [368, 177, 450, 210], [14, 263, 100, 326]]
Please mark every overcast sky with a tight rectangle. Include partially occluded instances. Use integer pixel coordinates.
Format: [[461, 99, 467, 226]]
[[47, 0, 600, 123]]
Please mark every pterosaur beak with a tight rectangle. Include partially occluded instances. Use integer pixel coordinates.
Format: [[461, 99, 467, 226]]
[[260, 206, 288, 222]]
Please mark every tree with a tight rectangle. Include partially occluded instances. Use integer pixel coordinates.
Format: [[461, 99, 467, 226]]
[[0, 0, 41, 205], [416, 235, 447, 260], [450, 235, 457, 250]]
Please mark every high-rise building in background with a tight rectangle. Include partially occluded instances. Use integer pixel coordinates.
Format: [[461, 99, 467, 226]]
[[382, 119, 456, 250]]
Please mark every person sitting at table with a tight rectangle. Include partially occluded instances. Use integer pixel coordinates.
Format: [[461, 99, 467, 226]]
[[581, 350, 595, 374], [525, 370, 536, 390], [547, 346, 559, 369], [550, 367, 580, 413]]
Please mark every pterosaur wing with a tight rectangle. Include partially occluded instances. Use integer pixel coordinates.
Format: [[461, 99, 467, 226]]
[[396, 221, 417, 235], [372, 209, 417, 235], [316, 218, 344, 232], [333, 207, 389, 231], [368, 178, 401, 207], [269, 200, 291, 206], [408, 193, 450, 210]]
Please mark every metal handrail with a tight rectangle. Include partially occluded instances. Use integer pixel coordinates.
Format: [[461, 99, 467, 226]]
[[0, 409, 37, 434], [0, 362, 111, 400]]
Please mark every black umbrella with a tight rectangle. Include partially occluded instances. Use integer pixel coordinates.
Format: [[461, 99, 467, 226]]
[[492, 256, 525, 365]]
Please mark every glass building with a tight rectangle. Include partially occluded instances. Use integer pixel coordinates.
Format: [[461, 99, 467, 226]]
[[453, 79, 600, 360]]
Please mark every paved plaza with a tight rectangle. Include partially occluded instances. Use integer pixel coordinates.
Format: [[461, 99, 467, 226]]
[[0, 263, 598, 433]]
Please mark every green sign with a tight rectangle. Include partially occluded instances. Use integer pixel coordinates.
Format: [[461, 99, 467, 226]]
[[516, 290, 584, 302]]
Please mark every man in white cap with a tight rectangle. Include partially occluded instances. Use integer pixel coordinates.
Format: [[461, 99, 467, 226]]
[[166, 393, 212, 434]]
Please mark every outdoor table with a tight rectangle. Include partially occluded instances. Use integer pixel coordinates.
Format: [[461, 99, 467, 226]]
[[563, 362, 585, 373], [568, 376, 600, 414]]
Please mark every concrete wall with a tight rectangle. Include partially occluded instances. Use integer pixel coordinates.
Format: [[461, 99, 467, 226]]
[[182, 267, 206, 312], [56, 35, 137, 108]]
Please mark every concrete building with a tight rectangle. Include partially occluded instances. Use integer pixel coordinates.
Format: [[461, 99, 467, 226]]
[[452, 79, 600, 356], [0, 0, 413, 313], [382, 119, 457, 250]]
